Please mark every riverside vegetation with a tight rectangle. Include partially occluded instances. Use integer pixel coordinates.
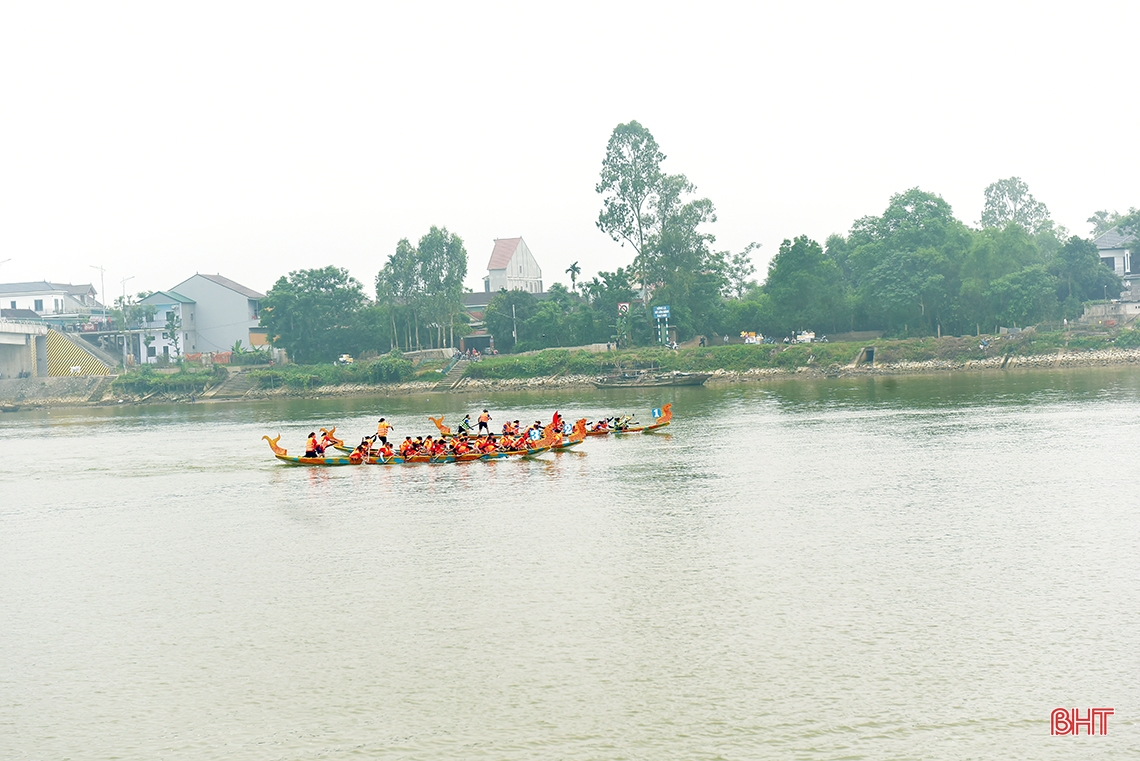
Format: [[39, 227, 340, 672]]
[[235, 121, 1138, 366], [90, 326, 1140, 406]]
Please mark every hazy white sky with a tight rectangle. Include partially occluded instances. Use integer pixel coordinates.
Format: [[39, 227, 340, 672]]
[[1, 1, 1136, 303]]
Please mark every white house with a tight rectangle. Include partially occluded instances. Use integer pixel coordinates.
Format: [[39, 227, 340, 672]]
[[1094, 227, 1135, 277], [483, 237, 543, 294], [1095, 226, 1138, 302], [168, 274, 265, 354], [0, 281, 102, 317], [138, 291, 196, 362]]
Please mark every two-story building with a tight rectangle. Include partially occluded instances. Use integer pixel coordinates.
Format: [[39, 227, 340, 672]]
[[1095, 226, 1138, 301], [168, 274, 266, 354], [137, 291, 196, 362], [0, 281, 103, 319]]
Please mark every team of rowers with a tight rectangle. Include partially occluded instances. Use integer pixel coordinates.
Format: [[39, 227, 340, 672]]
[[350, 411, 577, 462], [303, 408, 633, 462]]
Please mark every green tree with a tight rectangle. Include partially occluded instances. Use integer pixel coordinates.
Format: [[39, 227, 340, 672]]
[[984, 265, 1058, 327], [376, 227, 468, 350], [376, 238, 420, 350], [762, 236, 848, 337], [959, 224, 1041, 322], [565, 261, 581, 293], [596, 121, 665, 263], [1087, 209, 1123, 237], [980, 176, 1051, 233], [861, 248, 949, 335], [1050, 235, 1122, 314], [484, 289, 537, 353], [416, 226, 468, 349], [261, 266, 368, 364], [163, 312, 183, 358], [725, 242, 760, 299], [842, 188, 971, 333], [1117, 208, 1140, 264]]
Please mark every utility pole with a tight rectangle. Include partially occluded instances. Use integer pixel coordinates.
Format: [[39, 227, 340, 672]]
[[90, 264, 107, 321], [511, 303, 517, 344], [121, 275, 135, 365]]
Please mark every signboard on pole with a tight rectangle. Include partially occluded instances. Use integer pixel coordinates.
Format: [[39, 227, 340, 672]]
[[653, 305, 670, 320], [617, 302, 630, 315]]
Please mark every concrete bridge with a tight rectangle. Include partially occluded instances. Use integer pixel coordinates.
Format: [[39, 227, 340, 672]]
[[0, 319, 48, 379]]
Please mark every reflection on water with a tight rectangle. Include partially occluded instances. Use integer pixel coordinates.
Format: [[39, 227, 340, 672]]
[[2, 367, 1138, 760]]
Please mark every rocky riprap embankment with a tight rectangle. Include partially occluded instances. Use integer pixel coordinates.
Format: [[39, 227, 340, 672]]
[[0, 376, 108, 408]]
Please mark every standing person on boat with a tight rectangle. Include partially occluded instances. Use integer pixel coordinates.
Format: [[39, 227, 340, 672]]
[[375, 418, 392, 446], [477, 409, 492, 435], [457, 414, 473, 435], [305, 432, 323, 458]]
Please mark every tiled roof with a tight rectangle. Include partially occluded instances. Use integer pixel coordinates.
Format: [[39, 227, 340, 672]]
[[0, 281, 68, 295], [487, 238, 522, 270], [1094, 226, 1137, 250], [142, 290, 196, 304], [1, 308, 42, 320], [49, 282, 96, 296], [178, 273, 265, 300]]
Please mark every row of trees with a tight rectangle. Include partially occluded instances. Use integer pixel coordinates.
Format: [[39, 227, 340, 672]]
[[482, 123, 1133, 352], [724, 184, 1126, 339], [259, 226, 470, 364], [256, 120, 1135, 362]]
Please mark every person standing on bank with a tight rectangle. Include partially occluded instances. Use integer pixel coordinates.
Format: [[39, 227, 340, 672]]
[[477, 409, 492, 435]]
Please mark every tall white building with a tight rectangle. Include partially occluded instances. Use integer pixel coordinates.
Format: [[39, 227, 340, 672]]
[[483, 237, 543, 294]]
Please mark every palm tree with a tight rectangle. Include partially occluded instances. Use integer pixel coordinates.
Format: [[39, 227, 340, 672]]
[[565, 261, 581, 294]]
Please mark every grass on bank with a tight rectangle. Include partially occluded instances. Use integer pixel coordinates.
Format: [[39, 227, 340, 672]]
[[111, 329, 1139, 394], [110, 365, 229, 395], [247, 352, 415, 390], [464, 328, 1140, 379]]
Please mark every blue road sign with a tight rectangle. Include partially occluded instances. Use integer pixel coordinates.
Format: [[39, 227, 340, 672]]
[[653, 305, 670, 319]]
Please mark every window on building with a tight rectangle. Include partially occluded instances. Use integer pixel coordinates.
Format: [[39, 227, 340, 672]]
[[166, 311, 175, 321], [163, 346, 169, 357], [1102, 257, 1116, 270], [9, 301, 14, 309], [250, 300, 260, 319], [147, 346, 157, 358], [34, 299, 43, 311]]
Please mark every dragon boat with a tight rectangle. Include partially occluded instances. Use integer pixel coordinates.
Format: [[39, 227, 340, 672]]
[[585, 403, 673, 436], [262, 434, 363, 465], [310, 420, 587, 465]]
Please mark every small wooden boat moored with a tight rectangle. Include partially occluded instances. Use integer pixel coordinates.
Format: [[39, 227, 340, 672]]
[[592, 371, 710, 388]]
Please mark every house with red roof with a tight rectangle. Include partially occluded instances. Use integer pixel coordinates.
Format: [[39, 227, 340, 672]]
[[483, 237, 543, 294]]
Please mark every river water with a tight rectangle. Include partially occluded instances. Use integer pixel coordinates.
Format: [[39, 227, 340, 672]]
[[2, 368, 1137, 759]]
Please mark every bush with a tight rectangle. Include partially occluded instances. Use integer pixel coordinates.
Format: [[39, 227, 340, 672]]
[[247, 352, 413, 390], [111, 365, 227, 395], [1114, 329, 1140, 348]]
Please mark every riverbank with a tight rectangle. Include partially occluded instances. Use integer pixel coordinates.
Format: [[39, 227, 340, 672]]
[[7, 343, 1140, 411]]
